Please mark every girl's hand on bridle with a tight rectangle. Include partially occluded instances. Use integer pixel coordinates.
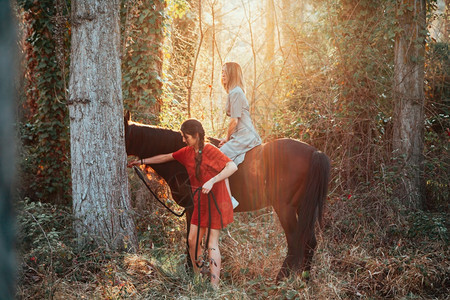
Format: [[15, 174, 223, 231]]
[[127, 160, 139, 168]]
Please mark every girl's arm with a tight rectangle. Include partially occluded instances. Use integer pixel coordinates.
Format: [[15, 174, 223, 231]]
[[127, 153, 174, 167], [219, 117, 238, 147], [202, 161, 238, 194]]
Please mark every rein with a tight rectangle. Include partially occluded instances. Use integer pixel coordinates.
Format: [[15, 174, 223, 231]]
[[133, 166, 186, 217], [192, 187, 224, 269], [133, 165, 224, 270]]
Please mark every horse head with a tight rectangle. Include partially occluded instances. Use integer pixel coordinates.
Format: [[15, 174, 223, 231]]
[[123, 111, 194, 209]]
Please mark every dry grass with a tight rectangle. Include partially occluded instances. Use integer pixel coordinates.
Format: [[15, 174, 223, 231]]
[[17, 172, 449, 299]]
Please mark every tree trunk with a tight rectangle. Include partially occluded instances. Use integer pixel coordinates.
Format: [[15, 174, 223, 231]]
[[209, 1, 216, 131], [0, 3, 17, 297], [281, 0, 291, 58], [187, 0, 203, 118], [393, 0, 426, 209], [265, 0, 275, 72], [121, 0, 165, 120], [69, 0, 137, 251], [144, 0, 165, 116]]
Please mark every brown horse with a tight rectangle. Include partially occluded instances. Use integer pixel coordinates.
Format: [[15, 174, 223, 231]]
[[124, 112, 330, 281]]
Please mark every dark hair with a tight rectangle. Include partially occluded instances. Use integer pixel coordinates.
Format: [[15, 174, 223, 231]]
[[180, 119, 205, 180]]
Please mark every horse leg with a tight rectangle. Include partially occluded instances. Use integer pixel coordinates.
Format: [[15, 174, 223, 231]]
[[301, 230, 317, 279], [274, 205, 301, 282]]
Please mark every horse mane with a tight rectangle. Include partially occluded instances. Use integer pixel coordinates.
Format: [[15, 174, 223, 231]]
[[126, 116, 237, 156], [208, 137, 220, 147]]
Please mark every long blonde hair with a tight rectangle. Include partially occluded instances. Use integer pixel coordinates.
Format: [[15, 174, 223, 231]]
[[221, 62, 245, 93]]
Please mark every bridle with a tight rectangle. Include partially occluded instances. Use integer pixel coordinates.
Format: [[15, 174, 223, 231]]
[[133, 166, 187, 217]]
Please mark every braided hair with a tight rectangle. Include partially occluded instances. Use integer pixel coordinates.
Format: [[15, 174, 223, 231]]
[[180, 119, 205, 180]]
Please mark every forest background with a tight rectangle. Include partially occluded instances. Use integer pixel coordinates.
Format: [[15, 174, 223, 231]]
[[8, 0, 449, 298]]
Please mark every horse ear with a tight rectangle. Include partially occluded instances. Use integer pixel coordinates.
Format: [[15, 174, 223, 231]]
[[125, 110, 131, 122]]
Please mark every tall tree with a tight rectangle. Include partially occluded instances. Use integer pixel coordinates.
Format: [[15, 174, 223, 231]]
[[0, 3, 17, 297], [18, 0, 71, 204], [164, 0, 198, 113], [280, 0, 291, 60], [208, 0, 218, 131], [186, 0, 204, 118], [69, 0, 137, 250], [121, 0, 166, 123], [280, 0, 304, 65], [393, 0, 426, 209], [265, 0, 275, 74]]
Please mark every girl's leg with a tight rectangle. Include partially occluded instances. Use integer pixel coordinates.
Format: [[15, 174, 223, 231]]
[[188, 224, 206, 274], [225, 178, 239, 208], [207, 229, 221, 287]]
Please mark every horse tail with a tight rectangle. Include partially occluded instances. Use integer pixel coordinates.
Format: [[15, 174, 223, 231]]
[[296, 150, 330, 251]]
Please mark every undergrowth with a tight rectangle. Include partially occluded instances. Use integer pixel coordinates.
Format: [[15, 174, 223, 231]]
[[16, 167, 449, 299]]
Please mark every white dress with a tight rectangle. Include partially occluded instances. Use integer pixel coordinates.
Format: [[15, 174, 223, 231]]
[[220, 86, 262, 166]]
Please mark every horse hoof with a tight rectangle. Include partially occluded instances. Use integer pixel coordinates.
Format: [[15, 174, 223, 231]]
[[276, 270, 289, 283], [301, 271, 310, 281]]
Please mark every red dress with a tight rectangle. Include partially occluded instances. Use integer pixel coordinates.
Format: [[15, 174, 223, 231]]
[[172, 144, 234, 229]]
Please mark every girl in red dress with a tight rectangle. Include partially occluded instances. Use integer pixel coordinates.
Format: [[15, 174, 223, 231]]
[[128, 119, 237, 288]]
